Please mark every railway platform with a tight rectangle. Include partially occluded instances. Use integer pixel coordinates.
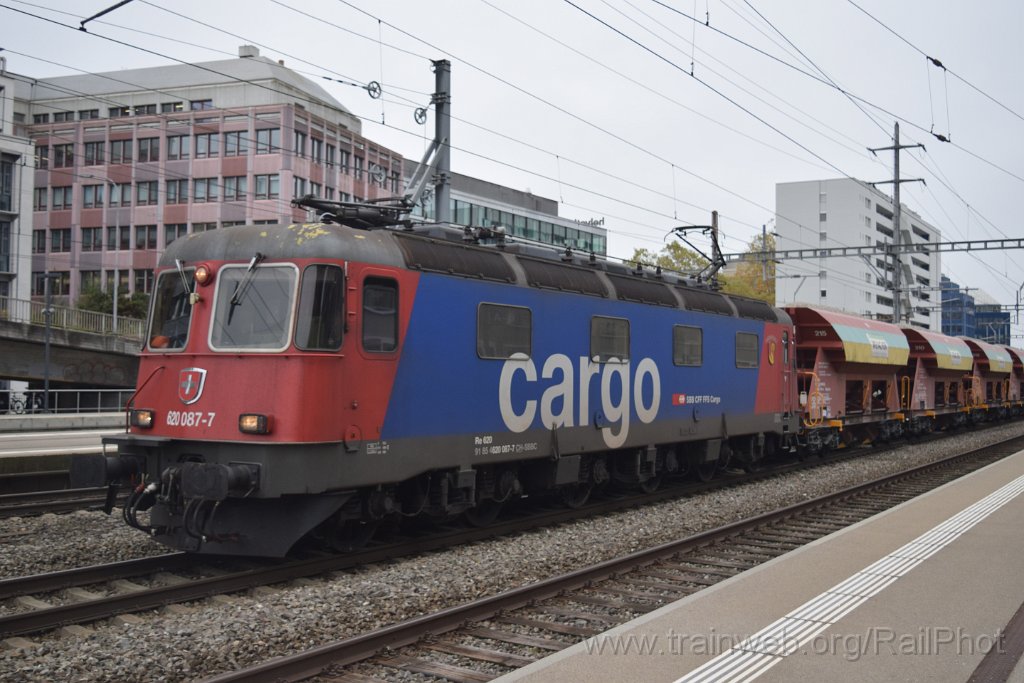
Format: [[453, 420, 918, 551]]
[[497, 448, 1024, 683]]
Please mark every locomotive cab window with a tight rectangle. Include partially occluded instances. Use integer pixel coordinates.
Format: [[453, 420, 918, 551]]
[[735, 332, 759, 368], [478, 303, 531, 359], [362, 277, 398, 353], [672, 325, 702, 366], [210, 263, 297, 351], [591, 316, 629, 363], [148, 268, 194, 350], [296, 264, 344, 351]]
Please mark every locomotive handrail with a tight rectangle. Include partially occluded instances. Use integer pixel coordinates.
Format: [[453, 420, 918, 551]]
[[900, 375, 911, 411], [798, 370, 825, 428]]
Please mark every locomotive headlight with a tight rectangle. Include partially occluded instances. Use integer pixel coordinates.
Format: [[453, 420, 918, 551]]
[[130, 409, 155, 428], [195, 264, 213, 286], [239, 413, 272, 435]]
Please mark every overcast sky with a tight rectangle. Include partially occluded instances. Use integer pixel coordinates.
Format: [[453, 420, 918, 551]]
[[4, 0, 1023, 338]]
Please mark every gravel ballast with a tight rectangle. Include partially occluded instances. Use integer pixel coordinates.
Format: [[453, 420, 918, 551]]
[[2, 422, 1023, 682]]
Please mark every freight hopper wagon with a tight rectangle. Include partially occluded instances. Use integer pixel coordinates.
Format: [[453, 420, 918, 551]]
[[788, 307, 910, 452], [1005, 347, 1024, 417], [962, 339, 1014, 421], [899, 328, 974, 434]]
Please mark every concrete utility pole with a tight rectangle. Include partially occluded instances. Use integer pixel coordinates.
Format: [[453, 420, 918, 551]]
[[869, 122, 924, 325], [432, 59, 451, 223]]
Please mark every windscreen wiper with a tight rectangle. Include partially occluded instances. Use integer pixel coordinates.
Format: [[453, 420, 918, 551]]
[[230, 252, 265, 306]]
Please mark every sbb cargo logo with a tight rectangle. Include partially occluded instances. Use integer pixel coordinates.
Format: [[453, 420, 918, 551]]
[[498, 353, 660, 449]]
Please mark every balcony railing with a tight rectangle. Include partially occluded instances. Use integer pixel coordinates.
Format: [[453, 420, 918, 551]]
[[1, 388, 132, 415], [0, 296, 144, 340]]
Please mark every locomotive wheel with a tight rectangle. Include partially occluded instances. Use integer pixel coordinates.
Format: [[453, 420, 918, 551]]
[[695, 461, 717, 482], [560, 483, 593, 509], [638, 475, 663, 493], [464, 500, 503, 527], [330, 519, 378, 552]]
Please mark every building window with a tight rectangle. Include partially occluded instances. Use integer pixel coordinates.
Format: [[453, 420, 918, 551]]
[[138, 137, 160, 162], [136, 181, 159, 206], [591, 316, 629, 362], [53, 111, 74, 122], [255, 128, 279, 154], [53, 143, 74, 168], [326, 143, 336, 167], [109, 183, 127, 207], [311, 138, 323, 163], [83, 141, 105, 165], [107, 225, 131, 250], [50, 228, 72, 253], [81, 227, 103, 252], [223, 176, 247, 201], [106, 269, 129, 295], [192, 222, 217, 233], [81, 270, 101, 290], [36, 271, 71, 296], [353, 155, 364, 179], [165, 223, 188, 246], [52, 186, 73, 210], [167, 135, 190, 160], [110, 139, 132, 164], [224, 131, 248, 156], [339, 149, 350, 173], [293, 131, 307, 158], [254, 174, 279, 199], [109, 106, 130, 118], [82, 184, 104, 208], [293, 176, 307, 197], [161, 101, 184, 113], [166, 179, 189, 204], [195, 133, 219, 158], [189, 99, 213, 110], [310, 182, 322, 198], [134, 269, 154, 293], [35, 146, 49, 169], [193, 178, 219, 202], [33, 113, 50, 124], [135, 225, 158, 250], [33, 188, 47, 211], [33, 230, 46, 253]]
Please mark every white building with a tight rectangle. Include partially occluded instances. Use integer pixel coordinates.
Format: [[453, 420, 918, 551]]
[[775, 178, 941, 330], [0, 57, 36, 303]]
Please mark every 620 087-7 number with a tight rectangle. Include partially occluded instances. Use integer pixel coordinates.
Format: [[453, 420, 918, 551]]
[[166, 411, 216, 428]]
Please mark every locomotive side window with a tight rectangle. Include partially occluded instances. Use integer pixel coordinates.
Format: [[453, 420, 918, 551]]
[[362, 277, 398, 353], [477, 303, 531, 359], [672, 325, 702, 366], [296, 265, 344, 350], [735, 332, 759, 368], [210, 264, 297, 351], [148, 268, 194, 350], [591, 316, 629, 362]]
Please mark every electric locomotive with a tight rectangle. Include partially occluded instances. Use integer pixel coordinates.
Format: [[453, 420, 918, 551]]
[[73, 197, 800, 556]]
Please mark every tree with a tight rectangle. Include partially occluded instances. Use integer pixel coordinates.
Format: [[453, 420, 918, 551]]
[[77, 286, 149, 319], [629, 232, 776, 304], [630, 242, 707, 276], [719, 232, 775, 304]]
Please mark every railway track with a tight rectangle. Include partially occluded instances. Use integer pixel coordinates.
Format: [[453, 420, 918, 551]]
[[0, 486, 115, 519], [194, 435, 1024, 683], [0, 430, 1013, 643]]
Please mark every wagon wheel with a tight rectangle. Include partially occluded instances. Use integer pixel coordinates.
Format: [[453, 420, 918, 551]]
[[464, 499, 503, 527], [329, 519, 378, 552], [560, 483, 593, 509]]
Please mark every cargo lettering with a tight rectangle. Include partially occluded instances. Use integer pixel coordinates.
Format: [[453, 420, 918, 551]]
[[498, 354, 660, 448]]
